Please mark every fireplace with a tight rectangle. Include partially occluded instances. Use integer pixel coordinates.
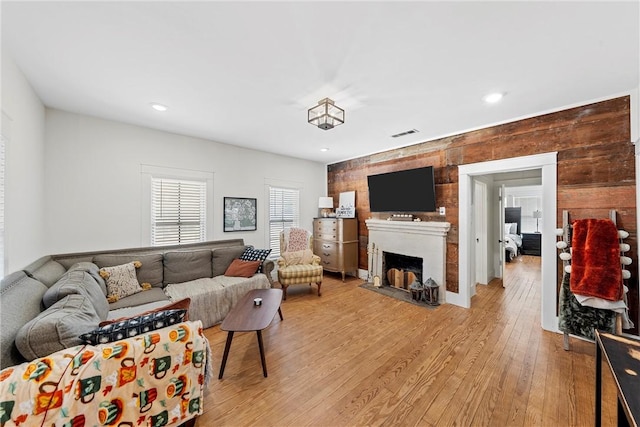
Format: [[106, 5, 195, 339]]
[[366, 219, 450, 303], [383, 252, 423, 290]]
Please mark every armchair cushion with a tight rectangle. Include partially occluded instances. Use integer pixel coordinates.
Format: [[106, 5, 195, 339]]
[[277, 264, 323, 286], [280, 249, 315, 266]]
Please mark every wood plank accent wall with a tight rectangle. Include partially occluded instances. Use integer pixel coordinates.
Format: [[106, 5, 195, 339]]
[[327, 96, 637, 331]]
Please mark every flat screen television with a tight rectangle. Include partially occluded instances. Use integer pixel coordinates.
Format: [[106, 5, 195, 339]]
[[367, 166, 436, 212]]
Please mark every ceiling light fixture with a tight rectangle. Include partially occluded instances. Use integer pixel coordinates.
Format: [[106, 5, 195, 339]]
[[308, 98, 344, 130], [483, 92, 504, 104], [150, 103, 168, 112], [320, 148, 330, 152]]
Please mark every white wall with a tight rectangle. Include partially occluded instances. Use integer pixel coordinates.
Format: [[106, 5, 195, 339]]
[[44, 109, 326, 254], [1, 51, 47, 271]]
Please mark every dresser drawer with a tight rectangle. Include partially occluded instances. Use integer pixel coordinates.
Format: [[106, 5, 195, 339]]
[[314, 240, 339, 268], [314, 219, 339, 240]]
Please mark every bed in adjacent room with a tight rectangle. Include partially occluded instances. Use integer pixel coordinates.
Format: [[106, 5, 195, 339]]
[[504, 207, 522, 262]]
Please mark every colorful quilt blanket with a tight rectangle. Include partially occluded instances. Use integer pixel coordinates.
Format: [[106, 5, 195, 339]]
[[0, 320, 209, 427]]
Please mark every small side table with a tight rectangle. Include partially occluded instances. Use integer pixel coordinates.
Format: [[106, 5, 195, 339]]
[[595, 330, 640, 427]]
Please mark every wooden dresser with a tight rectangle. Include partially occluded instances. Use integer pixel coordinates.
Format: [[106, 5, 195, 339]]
[[313, 217, 358, 281]]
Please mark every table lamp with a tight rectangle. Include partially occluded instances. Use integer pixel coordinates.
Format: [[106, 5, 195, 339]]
[[533, 210, 542, 233], [319, 197, 334, 217]]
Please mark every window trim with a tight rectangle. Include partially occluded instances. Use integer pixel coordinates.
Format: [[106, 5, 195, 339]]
[[141, 165, 214, 246]]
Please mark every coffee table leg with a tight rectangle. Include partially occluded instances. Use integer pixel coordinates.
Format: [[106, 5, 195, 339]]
[[257, 330, 267, 377], [218, 331, 234, 379], [278, 307, 283, 321]]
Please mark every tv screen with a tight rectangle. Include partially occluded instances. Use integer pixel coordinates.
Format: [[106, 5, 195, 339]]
[[367, 166, 436, 212]]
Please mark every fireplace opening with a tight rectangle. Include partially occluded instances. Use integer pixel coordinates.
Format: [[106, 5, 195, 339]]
[[382, 251, 423, 291]]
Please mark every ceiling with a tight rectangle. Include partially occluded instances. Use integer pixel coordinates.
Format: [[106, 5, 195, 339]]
[[2, 1, 638, 165]]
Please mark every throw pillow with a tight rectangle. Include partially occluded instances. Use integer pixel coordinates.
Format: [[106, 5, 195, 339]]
[[80, 309, 187, 345], [99, 261, 151, 303], [239, 247, 272, 273], [282, 249, 314, 266], [224, 259, 261, 278], [99, 298, 191, 326]]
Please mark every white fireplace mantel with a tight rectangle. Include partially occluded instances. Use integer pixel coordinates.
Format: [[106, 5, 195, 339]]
[[365, 219, 450, 236], [366, 219, 451, 303]]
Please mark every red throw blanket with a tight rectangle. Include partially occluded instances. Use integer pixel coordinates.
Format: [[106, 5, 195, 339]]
[[570, 218, 623, 301]]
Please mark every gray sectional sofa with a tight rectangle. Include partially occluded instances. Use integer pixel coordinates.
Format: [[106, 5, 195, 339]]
[[0, 239, 274, 370]]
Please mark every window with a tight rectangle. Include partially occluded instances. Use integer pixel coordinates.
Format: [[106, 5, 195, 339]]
[[151, 177, 206, 246], [269, 186, 299, 258]]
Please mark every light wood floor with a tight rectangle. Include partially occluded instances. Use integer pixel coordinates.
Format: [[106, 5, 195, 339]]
[[197, 256, 618, 426]]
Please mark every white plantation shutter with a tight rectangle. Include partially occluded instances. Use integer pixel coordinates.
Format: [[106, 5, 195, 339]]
[[151, 178, 206, 246], [269, 187, 299, 258]]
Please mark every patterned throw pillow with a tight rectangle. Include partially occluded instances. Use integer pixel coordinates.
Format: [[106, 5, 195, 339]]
[[80, 309, 187, 345], [99, 261, 149, 302], [239, 247, 272, 273]]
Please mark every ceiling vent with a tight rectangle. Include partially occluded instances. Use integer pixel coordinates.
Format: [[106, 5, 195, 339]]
[[391, 129, 419, 138]]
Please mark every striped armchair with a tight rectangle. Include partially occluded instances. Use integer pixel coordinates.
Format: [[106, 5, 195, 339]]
[[276, 228, 323, 300]]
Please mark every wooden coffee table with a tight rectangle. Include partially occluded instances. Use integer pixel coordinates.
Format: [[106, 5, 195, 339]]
[[218, 288, 283, 379]]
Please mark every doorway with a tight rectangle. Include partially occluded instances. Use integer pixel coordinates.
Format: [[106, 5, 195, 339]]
[[455, 152, 559, 332]]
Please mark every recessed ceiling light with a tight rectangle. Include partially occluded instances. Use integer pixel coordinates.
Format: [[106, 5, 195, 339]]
[[483, 92, 504, 104], [150, 103, 168, 112], [320, 148, 330, 152]]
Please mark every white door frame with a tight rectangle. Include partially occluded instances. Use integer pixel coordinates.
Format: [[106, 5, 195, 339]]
[[453, 152, 558, 332]]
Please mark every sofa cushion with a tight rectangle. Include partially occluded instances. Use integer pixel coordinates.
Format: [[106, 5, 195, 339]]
[[68, 261, 107, 295], [212, 245, 247, 277], [25, 256, 67, 287], [100, 262, 147, 301], [108, 286, 169, 311], [80, 309, 187, 345], [101, 298, 191, 326], [15, 294, 100, 361], [43, 269, 109, 320], [240, 247, 272, 273], [164, 250, 212, 285], [224, 259, 261, 277], [0, 271, 48, 369], [94, 253, 164, 288]]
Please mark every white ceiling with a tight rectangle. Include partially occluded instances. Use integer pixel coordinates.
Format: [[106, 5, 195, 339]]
[[2, 1, 638, 164]]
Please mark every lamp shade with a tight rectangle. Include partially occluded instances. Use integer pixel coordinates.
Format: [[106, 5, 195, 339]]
[[318, 197, 334, 209], [533, 210, 542, 219]]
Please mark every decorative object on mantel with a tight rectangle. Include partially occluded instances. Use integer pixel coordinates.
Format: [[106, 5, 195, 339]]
[[533, 209, 542, 233], [318, 196, 334, 217], [308, 98, 344, 130], [424, 277, 440, 306], [388, 214, 414, 221], [336, 191, 356, 218]]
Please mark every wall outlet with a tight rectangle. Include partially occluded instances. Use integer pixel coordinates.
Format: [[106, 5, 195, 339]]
[[439, 207, 446, 216]]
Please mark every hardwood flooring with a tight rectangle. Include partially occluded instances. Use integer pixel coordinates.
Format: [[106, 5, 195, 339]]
[[197, 256, 618, 426]]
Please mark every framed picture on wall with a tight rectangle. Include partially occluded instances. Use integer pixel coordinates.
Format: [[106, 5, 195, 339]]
[[224, 197, 257, 232]]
